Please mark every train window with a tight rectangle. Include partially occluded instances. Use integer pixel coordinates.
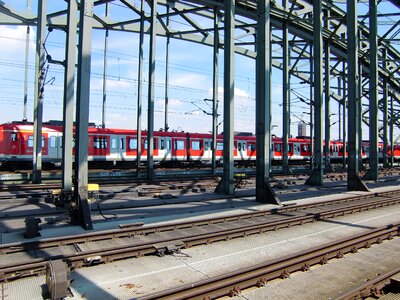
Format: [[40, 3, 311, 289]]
[[166, 140, 171, 150], [10, 133, 17, 141], [160, 139, 165, 150], [242, 142, 246, 151], [50, 136, 57, 148], [238, 143, 242, 151], [28, 136, 45, 148], [192, 141, 201, 151], [302, 145, 308, 152], [274, 144, 282, 152], [205, 141, 210, 150], [217, 142, 224, 151], [94, 137, 108, 149], [111, 138, 117, 149], [144, 140, 148, 150], [129, 139, 137, 150], [175, 140, 185, 150], [120, 138, 125, 149], [288, 144, 293, 152], [248, 144, 255, 151]]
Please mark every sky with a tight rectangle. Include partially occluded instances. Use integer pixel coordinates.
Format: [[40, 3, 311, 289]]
[[0, 0, 399, 141]]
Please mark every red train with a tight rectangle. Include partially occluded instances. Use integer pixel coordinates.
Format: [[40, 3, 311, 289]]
[[0, 121, 392, 169]]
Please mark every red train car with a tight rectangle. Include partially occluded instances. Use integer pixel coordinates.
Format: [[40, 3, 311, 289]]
[[0, 121, 388, 169]]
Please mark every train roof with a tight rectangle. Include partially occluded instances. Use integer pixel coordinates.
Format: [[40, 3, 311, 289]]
[[0, 122, 61, 132]]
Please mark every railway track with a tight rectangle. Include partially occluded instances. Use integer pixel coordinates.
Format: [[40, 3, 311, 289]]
[[1, 190, 400, 283], [137, 222, 400, 300], [336, 266, 400, 300]]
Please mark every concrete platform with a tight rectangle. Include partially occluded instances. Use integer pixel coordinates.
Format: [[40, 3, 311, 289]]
[[3, 177, 400, 299], [0, 176, 391, 243]]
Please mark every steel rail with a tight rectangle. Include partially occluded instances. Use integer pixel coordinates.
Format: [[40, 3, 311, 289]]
[[136, 223, 400, 300], [335, 266, 400, 300], [1, 190, 398, 255], [1, 193, 400, 282]]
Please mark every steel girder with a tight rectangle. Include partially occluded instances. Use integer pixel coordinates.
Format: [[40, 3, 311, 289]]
[[0, 0, 399, 131]]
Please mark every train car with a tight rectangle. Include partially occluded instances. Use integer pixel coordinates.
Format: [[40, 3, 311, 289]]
[[0, 122, 60, 169], [0, 121, 393, 169]]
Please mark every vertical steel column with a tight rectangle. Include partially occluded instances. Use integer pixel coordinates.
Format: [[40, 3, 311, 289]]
[[255, 0, 280, 204], [147, 0, 157, 180], [363, 0, 378, 180], [74, 0, 94, 230], [164, 5, 170, 132], [382, 49, 389, 167], [324, 9, 331, 172], [23, 0, 31, 121], [347, 0, 369, 191], [32, 0, 47, 184], [342, 60, 347, 168], [358, 61, 363, 168], [136, 0, 145, 177], [390, 95, 394, 167], [62, 0, 77, 192], [338, 78, 342, 141], [309, 45, 314, 170], [219, 0, 235, 195], [212, 9, 219, 175], [282, 0, 289, 174], [101, 2, 109, 129], [306, 0, 323, 186]]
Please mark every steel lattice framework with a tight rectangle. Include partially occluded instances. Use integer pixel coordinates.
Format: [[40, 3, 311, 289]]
[[0, 1, 399, 122]]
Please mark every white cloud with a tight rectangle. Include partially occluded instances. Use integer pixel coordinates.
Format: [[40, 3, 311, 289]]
[[211, 86, 251, 99], [170, 73, 208, 89], [0, 25, 34, 55]]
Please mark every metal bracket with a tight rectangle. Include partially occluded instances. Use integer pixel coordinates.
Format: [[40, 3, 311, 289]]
[[153, 241, 185, 257]]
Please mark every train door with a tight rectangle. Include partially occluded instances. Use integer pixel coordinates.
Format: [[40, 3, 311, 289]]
[[47, 134, 61, 160], [7, 131, 20, 155], [247, 142, 256, 159], [293, 142, 301, 159], [159, 137, 172, 162], [237, 141, 247, 160], [110, 135, 126, 161], [203, 139, 212, 162], [172, 138, 186, 161]]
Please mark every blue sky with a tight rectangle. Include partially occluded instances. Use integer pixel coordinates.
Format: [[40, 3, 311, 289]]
[[0, 1, 399, 141]]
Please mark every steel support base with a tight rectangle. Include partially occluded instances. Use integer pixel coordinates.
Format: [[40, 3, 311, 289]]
[[256, 179, 281, 205], [362, 169, 378, 182], [305, 169, 323, 186], [214, 179, 225, 194], [348, 175, 370, 192]]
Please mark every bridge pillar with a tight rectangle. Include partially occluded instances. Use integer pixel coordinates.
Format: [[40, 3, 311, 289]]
[[347, 0, 369, 192], [147, 0, 157, 180], [220, 0, 235, 195], [255, 0, 280, 205], [74, 0, 94, 230], [32, 0, 47, 184], [306, 0, 324, 186], [62, 0, 77, 193], [363, 0, 379, 181]]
